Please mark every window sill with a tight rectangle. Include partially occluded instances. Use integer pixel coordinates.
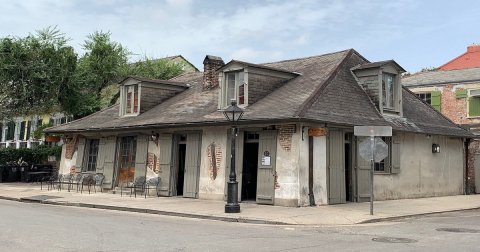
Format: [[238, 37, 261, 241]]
[[122, 113, 140, 117], [374, 172, 393, 175]]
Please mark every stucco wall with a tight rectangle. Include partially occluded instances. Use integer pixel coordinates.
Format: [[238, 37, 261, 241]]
[[374, 132, 464, 200], [58, 143, 77, 175], [198, 126, 229, 200]]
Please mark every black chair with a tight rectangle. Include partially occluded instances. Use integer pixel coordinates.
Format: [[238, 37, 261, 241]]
[[81, 174, 95, 194], [58, 174, 73, 191], [122, 176, 146, 198], [144, 177, 161, 198], [93, 174, 105, 193], [69, 173, 84, 192], [40, 174, 59, 191]]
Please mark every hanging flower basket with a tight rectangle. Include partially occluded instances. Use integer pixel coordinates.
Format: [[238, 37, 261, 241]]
[[45, 135, 61, 142]]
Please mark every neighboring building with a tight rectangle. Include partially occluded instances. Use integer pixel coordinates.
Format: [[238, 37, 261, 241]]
[[160, 55, 199, 73], [0, 113, 69, 149], [46, 49, 472, 207], [403, 44, 480, 194], [440, 44, 480, 70]]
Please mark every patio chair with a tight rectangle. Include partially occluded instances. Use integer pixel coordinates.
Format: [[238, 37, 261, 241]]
[[144, 177, 161, 198], [81, 174, 95, 194], [58, 174, 73, 191], [40, 173, 59, 191], [70, 173, 85, 192], [122, 176, 146, 198], [93, 174, 105, 193]]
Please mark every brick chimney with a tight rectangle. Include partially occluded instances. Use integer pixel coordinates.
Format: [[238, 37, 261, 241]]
[[203, 55, 224, 90], [467, 44, 480, 53]]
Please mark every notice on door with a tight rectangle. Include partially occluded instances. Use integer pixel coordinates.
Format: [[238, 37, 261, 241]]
[[262, 156, 271, 166]]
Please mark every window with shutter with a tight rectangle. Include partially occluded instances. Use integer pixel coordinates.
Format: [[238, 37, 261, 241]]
[[223, 71, 246, 107], [468, 96, 480, 117], [430, 91, 441, 112]]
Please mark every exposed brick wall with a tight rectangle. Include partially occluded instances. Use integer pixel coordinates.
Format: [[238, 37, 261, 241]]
[[140, 86, 179, 113], [64, 135, 78, 159], [467, 140, 480, 193], [147, 152, 160, 174], [248, 72, 287, 105], [278, 124, 295, 151], [203, 56, 224, 90], [206, 142, 222, 180], [438, 84, 480, 125]]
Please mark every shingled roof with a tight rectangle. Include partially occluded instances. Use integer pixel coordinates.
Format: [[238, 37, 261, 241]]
[[46, 49, 472, 137], [402, 67, 480, 87]]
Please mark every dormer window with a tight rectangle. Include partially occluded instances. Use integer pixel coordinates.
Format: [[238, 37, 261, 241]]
[[124, 85, 139, 115], [224, 71, 246, 107], [382, 73, 395, 109]]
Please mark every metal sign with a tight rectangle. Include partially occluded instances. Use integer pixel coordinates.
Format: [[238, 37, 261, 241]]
[[308, 128, 327, 136], [354, 126, 392, 137], [359, 137, 389, 162]]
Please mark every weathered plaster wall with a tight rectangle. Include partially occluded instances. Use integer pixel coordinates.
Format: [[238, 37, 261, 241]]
[[274, 124, 301, 206], [312, 135, 328, 205], [374, 132, 464, 200], [58, 143, 77, 175], [198, 126, 229, 200]]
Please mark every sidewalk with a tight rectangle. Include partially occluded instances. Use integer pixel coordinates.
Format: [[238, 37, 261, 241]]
[[0, 183, 479, 225]]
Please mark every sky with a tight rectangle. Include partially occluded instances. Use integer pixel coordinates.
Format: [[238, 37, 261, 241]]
[[0, 0, 479, 73]]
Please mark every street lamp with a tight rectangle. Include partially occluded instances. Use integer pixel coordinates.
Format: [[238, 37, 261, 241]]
[[223, 99, 244, 213]]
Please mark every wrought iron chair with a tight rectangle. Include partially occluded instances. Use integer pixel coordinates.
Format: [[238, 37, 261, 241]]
[[70, 173, 85, 192], [40, 173, 59, 191], [81, 174, 95, 194], [144, 177, 161, 198], [122, 176, 146, 198], [58, 174, 73, 191], [93, 174, 105, 193]]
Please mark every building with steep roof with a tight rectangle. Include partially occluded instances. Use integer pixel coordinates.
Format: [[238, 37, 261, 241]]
[[46, 49, 472, 206]]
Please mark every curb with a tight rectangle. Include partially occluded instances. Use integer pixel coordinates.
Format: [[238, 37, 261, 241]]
[[9, 196, 290, 225], [358, 207, 480, 224]]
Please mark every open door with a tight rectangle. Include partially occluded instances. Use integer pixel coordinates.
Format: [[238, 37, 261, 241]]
[[183, 132, 201, 198], [256, 130, 277, 205], [97, 136, 117, 189], [328, 130, 346, 204], [158, 134, 173, 196], [356, 137, 371, 202]]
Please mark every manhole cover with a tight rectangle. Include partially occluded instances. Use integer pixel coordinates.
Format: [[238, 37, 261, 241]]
[[436, 228, 480, 233], [372, 237, 418, 243]]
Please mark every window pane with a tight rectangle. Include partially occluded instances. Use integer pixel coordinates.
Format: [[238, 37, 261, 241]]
[[126, 92, 132, 113], [238, 84, 245, 105], [227, 73, 236, 103], [133, 85, 139, 113], [86, 139, 100, 172]]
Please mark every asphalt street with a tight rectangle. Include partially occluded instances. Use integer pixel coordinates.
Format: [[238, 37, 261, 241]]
[[0, 199, 479, 252]]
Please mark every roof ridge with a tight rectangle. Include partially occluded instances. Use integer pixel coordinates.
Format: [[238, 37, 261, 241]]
[[439, 51, 468, 70], [296, 49, 354, 117], [44, 105, 119, 133], [260, 49, 352, 66]]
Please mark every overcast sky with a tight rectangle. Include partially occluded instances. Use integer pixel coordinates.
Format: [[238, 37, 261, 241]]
[[1, 0, 479, 73]]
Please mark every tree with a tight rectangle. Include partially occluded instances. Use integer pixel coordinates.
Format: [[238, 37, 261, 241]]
[[62, 31, 130, 118], [0, 27, 77, 120]]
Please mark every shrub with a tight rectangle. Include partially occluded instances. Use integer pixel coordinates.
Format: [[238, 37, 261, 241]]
[[0, 145, 62, 165]]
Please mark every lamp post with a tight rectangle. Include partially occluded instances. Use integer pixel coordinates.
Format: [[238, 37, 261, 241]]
[[223, 100, 244, 213]]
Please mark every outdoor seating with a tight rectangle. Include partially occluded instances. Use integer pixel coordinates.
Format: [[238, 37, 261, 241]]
[[144, 177, 161, 198], [57, 174, 73, 191], [40, 173, 59, 191], [93, 174, 105, 193], [121, 176, 146, 198], [81, 174, 95, 194], [69, 173, 84, 192]]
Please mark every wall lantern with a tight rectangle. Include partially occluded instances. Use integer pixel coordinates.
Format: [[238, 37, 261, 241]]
[[150, 131, 159, 142], [432, 144, 440, 153]]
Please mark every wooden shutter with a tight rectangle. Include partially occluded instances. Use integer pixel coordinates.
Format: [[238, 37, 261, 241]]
[[256, 130, 277, 205], [455, 89, 467, 99], [158, 134, 173, 196], [356, 137, 371, 203], [184, 132, 202, 198], [431, 91, 441, 111], [328, 131, 346, 204], [135, 135, 149, 180], [469, 97, 480, 117], [97, 137, 117, 188], [391, 134, 401, 174], [75, 137, 86, 173]]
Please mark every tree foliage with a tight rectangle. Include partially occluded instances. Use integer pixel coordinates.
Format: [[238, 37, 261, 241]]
[[0, 27, 77, 120]]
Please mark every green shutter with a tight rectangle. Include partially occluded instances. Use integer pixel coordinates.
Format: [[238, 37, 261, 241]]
[[431, 91, 441, 111], [455, 89, 467, 98], [468, 97, 480, 117]]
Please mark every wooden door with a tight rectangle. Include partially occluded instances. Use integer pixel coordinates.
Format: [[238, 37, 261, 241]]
[[158, 134, 173, 196], [117, 136, 137, 185], [256, 130, 277, 205], [183, 132, 202, 198], [328, 131, 346, 204], [356, 137, 371, 202], [134, 136, 149, 180]]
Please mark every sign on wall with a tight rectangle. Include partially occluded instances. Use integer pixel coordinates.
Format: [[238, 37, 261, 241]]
[[308, 128, 327, 137]]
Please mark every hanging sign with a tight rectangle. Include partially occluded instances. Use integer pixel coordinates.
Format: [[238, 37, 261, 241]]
[[308, 128, 327, 137], [261, 156, 271, 166]]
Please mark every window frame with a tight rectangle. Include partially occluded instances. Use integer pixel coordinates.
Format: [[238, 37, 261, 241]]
[[416, 92, 432, 105], [223, 71, 247, 107], [382, 73, 396, 110], [123, 84, 140, 116], [83, 139, 100, 173], [374, 137, 392, 174], [467, 89, 480, 118]]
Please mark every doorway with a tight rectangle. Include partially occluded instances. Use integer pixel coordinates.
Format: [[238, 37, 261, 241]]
[[242, 133, 259, 201], [344, 133, 353, 202], [117, 136, 137, 186], [175, 135, 187, 196]]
